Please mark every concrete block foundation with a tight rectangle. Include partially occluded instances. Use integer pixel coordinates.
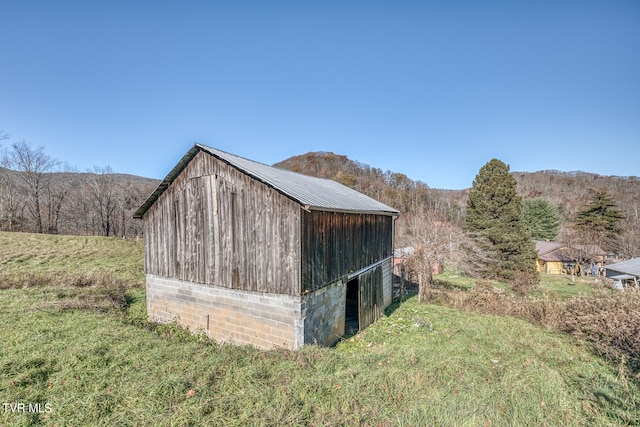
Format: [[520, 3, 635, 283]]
[[146, 258, 393, 350]]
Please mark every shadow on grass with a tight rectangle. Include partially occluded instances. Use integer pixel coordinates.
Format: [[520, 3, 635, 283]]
[[124, 291, 139, 309], [333, 293, 419, 345], [385, 292, 418, 317]]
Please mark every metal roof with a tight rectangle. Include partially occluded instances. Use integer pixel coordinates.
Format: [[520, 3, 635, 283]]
[[134, 143, 399, 219], [605, 257, 640, 278]]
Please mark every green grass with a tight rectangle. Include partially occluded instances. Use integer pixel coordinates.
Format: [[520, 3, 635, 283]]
[[1, 232, 639, 426], [434, 269, 597, 299], [432, 269, 477, 290], [535, 274, 595, 299]]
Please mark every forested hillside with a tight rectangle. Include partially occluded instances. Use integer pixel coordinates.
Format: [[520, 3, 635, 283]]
[[2, 143, 639, 259], [274, 152, 468, 223], [514, 170, 638, 215], [275, 152, 640, 260], [0, 166, 158, 237]]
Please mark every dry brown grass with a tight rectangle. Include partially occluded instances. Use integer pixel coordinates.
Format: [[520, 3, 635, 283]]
[[1, 268, 126, 289], [561, 287, 640, 368], [1, 268, 132, 312]]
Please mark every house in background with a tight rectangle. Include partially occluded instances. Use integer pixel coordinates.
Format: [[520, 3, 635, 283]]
[[393, 246, 415, 270], [535, 241, 576, 275], [134, 143, 398, 349], [535, 240, 607, 275]]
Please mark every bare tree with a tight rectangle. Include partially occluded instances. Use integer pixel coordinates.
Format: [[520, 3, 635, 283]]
[[618, 203, 640, 258], [399, 207, 463, 303], [114, 181, 138, 238], [69, 184, 94, 235], [0, 148, 26, 231], [88, 165, 118, 236], [43, 163, 76, 233], [10, 141, 59, 233]]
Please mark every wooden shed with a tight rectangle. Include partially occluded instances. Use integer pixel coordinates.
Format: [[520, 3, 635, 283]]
[[134, 144, 399, 349]]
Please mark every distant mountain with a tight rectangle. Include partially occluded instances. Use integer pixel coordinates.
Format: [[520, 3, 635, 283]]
[[274, 151, 467, 222], [274, 151, 401, 193], [0, 167, 159, 236], [274, 152, 640, 220], [5, 149, 637, 240], [512, 170, 640, 216]]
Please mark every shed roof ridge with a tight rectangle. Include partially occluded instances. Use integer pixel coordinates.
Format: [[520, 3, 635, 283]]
[[134, 143, 399, 219], [196, 143, 341, 185], [195, 144, 362, 201], [196, 143, 398, 215]]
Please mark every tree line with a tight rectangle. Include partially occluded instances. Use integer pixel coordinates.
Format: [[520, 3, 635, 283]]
[[3, 134, 637, 270], [0, 132, 157, 237], [275, 151, 638, 299]]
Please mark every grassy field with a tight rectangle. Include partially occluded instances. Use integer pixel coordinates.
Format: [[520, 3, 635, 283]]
[[0, 232, 145, 286], [435, 268, 596, 299], [1, 231, 639, 426]]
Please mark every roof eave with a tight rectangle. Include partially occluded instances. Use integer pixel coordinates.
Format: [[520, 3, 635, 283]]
[[306, 205, 399, 216], [133, 145, 201, 219], [134, 143, 401, 219]]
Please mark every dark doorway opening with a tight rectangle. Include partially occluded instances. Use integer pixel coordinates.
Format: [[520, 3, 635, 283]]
[[345, 277, 359, 336]]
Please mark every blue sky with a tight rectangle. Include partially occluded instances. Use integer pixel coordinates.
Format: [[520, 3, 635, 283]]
[[1, 1, 638, 190]]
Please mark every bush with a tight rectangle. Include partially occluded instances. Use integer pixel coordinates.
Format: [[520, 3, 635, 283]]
[[561, 287, 640, 370], [511, 271, 540, 297]]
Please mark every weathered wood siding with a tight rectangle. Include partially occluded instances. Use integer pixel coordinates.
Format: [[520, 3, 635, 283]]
[[381, 257, 393, 307], [144, 151, 302, 296], [301, 210, 393, 291], [358, 264, 384, 330]]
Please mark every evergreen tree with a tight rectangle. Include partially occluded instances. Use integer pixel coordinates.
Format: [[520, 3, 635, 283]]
[[522, 198, 561, 241], [573, 188, 624, 251], [464, 159, 539, 287]]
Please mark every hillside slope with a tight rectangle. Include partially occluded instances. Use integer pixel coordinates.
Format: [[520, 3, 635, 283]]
[[275, 151, 640, 217], [1, 232, 638, 425], [274, 151, 467, 220]]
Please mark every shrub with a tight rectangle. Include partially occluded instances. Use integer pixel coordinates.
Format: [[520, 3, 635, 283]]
[[511, 271, 540, 297], [561, 287, 640, 370]]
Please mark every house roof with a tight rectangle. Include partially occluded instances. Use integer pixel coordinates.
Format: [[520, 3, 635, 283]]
[[134, 143, 399, 219], [535, 241, 574, 262], [605, 257, 640, 278], [535, 240, 565, 256], [539, 249, 575, 263], [534, 240, 607, 262], [393, 247, 415, 258]]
